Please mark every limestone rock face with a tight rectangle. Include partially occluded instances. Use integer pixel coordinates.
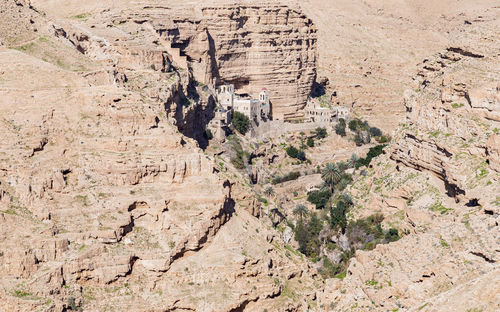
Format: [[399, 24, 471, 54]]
[[39, 1, 317, 136], [317, 12, 500, 311], [198, 4, 318, 120], [0, 1, 322, 311], [141, 2, 318, 120]]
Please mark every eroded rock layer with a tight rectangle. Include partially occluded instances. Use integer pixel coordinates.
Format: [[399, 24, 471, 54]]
[[0, 1, 320, 311], [318, 9, 500, 311], [138, 2, 318, 120]]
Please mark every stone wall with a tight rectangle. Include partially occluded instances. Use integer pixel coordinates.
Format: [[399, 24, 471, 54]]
[[251, 119, 333, 139]]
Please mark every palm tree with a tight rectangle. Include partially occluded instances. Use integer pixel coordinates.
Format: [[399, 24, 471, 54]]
[[293, 204, 308, 221], [264, 186, 275, 198], [340, 193, 353, 207], [348, 153, 358, 169], [321, 163, 341, 192], [263, 186, 275, 216]]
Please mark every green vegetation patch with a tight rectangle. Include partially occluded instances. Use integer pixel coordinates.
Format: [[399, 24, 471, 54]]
[[355, 145, 387, 168], [429, 201, 452, 214], [271, 171, 301, 185], [73, 13, 91, 19], [232, 111, 250, 135]]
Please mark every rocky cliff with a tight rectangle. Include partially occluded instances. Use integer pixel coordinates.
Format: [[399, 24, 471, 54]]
[[318, 9, 500, 311], [144, 2, 318, 120], [0, 1, 321, 311], [2, 0, 500, 311], [38, 0, 318, 136], [198, 4, 318, 120]]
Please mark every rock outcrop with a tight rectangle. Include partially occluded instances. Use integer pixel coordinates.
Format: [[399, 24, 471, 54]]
[[0, 1, 320, 311], [196, 4, 318, 120], [106, 1, 318, 120], [318, 11, 500, 311]]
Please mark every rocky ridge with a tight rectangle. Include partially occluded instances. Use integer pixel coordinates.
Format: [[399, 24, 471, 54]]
[[318, 12, 500, 311], [34, 0, 318, 121], [0, 1, 320, 311], [1, 0, 499, 311]]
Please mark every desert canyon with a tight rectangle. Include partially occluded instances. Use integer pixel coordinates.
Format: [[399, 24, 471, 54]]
[[0, 0, 499, 311]]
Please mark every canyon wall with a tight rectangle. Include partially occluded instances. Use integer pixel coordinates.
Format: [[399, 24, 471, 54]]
[[47, 1, 318, 132], [318, 11, 500, 310], [0, 1, 321, 311], [153, 3, 318, 120]]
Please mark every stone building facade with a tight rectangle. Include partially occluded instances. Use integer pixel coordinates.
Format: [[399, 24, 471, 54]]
[[216, 84, 271, 120], [207, 107, 231, 140], [208, 84, 271, 140], [304, 97, 349, 123]]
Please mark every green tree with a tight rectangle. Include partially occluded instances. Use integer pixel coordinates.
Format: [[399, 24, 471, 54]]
[[264, 186, 275, 198], [306, 213, 323, 257], [307, 189, 332, 209], [314, 127, 327, 139], [293, 204, 308, 221], [306, 137, 315, 147], [340, 193, 354, 207], [356, 144, 387, 168], [369, 126, 382, 137], [232, 111, 250, 135], [330, 200, 348, 231], [294, 220, 309, 255], [354, 132, 364, 146], [348, 154, 358, 168], [335, 122, 346, 136], [321, 163, 342, 192], [285, 145, 299, 158], [349, 119, 361, 131], [385, 228, 400, 242]]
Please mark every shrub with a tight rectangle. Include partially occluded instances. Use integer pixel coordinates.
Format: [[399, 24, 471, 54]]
[[346, 213, 400, 249], [230, 156, 245, 169], [319, 256, 343, 279], [375, 135, 391, 143], [232, 111, 250, 134], [229, 136, 247, 169], [314, 127, 327, 139], [349, 119, 361, 131], [205, 129, 213, 140], [286, 145, 306, 161], [363, 132, 371, 144], [335, 122, 346, 136], [330, 200, 348, 231], [354, 132, 364, 146], [306, 137, 315, 147], [271, 171, 301, 184], [257, 194, 268, 204], [297, 151, 306, 161], [385, 228, 400, 242], [347, 213, 385, 249], [369, 127, 382, 137], [294, 213, 323, 258], [68, 297, 78, 310], [356, 144, 387, 168], [286, 145, 299, 158], [307, 189, 332, 209]]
